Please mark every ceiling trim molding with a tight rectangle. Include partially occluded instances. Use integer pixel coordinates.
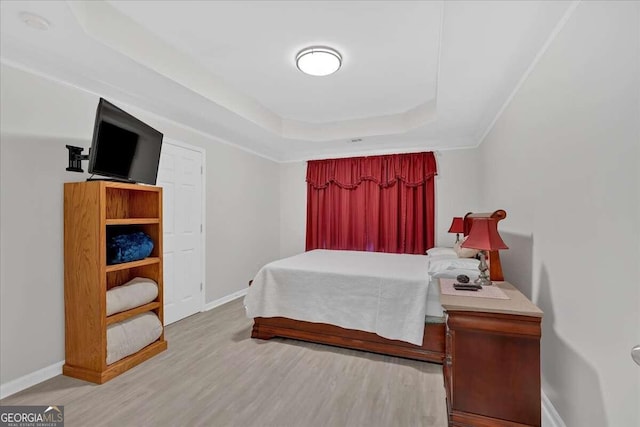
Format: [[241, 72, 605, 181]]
[[474, 0, 582, 147], [282, 99, 436, 142], [66, 0, 441, 143], [0, 58, 282, 164], [66, 0, 283, 130], [279, 142, 476, 164], [1, 57, 478, 165]]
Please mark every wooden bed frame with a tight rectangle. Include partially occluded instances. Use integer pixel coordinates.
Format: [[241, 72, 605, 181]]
[[250, 209, 507, 364]]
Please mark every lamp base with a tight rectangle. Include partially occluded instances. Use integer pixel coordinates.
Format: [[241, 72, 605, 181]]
[[474, 251, 493, 286], [475, 276, 493, 287]]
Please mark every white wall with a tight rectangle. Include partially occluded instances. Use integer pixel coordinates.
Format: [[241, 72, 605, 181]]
[[434, 149, 481, 247], [477, 2, 640, 426], [278, 149, 481, 257], [279, 161, 307, 258], [0, 64, 280, 385]]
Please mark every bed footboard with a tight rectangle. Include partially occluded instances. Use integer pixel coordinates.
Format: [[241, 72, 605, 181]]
[[251, 316, 445, 364]]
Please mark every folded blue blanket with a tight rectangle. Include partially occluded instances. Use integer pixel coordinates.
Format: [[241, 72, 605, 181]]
[[107, 232, 154, 265]]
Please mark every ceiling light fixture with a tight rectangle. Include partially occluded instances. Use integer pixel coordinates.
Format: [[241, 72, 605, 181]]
[[296, 47, 342, 77], [19, 11, 51, 31]]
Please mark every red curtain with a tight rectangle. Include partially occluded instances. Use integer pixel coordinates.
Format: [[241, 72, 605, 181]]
[[306, 152, 437, 254]]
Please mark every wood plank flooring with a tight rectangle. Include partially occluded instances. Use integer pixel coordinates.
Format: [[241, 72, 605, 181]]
[[0, 298, 447, 427]]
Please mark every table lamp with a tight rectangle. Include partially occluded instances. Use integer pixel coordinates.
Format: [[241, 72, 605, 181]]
[[461, 218, 508, 286], [448, 217, 465, 243]]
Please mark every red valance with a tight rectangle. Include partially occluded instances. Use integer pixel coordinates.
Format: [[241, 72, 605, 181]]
[[306, 152, 438, 189]]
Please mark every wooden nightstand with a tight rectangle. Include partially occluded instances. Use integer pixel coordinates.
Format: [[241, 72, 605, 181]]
[[439, 280, 543, 427]]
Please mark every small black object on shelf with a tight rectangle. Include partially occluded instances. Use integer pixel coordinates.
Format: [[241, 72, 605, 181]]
[[453, 283, 482, 291], [456, 274, 470, 284], [66, 145, 89, 172]]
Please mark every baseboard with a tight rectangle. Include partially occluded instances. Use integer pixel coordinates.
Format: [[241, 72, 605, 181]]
[[203, 288, 248, 312], [0, 361, 64, 400], [1, 290, 248, 400], [542, 390, 566, 427], [1, 318, 565, 425]]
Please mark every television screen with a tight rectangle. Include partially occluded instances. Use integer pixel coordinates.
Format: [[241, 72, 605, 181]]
[[88, 98, 163, 185]]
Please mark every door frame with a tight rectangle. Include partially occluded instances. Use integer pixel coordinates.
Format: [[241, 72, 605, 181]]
[[162, 137, 207, 313]]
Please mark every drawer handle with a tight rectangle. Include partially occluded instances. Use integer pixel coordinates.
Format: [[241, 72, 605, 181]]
[[445, 355, 452, 367]]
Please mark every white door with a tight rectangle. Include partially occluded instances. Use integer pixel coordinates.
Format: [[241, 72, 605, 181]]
[[157, 141, 204, 325]]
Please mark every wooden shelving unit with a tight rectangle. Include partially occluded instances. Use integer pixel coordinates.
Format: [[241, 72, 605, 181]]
[[106, 302, 161, 326], [105, 218, 161, 225], [63, 181, 167, 384], [104, 257, 161, 273]]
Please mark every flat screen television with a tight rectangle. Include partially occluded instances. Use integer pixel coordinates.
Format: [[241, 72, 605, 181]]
[[88, 98, 163, 185]]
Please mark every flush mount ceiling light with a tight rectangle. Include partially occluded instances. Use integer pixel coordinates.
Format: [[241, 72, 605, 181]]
[[296, 47, 342, 77], [19, 11, 51, 30]]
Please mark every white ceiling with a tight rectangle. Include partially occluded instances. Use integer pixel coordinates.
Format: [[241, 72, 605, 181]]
[[0, 1, 574, 162], [107, 1, 442, 124]]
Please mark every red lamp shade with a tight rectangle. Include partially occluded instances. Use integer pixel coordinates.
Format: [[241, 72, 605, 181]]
[[461, 218, 509, 251], [448, 217, 464, 234]]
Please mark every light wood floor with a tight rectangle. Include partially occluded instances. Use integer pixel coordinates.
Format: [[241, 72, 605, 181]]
[[1, 298, 447, 427]]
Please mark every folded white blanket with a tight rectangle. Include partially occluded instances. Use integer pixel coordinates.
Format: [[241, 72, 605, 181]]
[[244, 250, 430, 346], [106, 277, 158, 316], [106, 312, 163, 365]]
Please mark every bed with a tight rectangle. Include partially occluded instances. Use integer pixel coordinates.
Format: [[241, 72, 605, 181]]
[[246, 210, 507, 364]]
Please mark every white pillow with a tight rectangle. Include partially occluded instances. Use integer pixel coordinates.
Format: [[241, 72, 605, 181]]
[[426, 247, 457, 257], [454, 237, 480, 259], [431, 268, 480, 280], [428, 254, 459, 262], [427, 257, 480, 275], [426, 253, 459, 271]]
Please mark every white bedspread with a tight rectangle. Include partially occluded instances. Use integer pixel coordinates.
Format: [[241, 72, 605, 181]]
[[244, 249, 430, 345]]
